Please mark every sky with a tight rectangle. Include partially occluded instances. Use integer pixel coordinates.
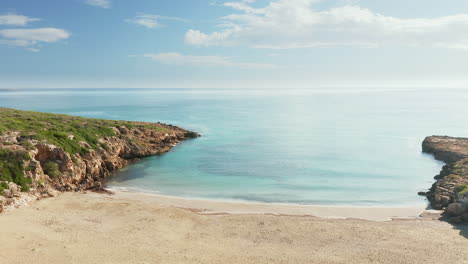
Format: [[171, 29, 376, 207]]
[[1, 0, 468, 89]]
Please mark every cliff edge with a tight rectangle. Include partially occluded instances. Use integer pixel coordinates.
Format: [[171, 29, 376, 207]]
[[0, 107, 199, 212], [422, 136, 468, 223]]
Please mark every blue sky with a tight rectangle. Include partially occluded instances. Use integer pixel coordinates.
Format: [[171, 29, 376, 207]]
[[1, 0, 468, 88]]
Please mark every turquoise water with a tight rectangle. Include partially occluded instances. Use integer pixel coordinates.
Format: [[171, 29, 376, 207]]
[[1, 88, 467, 206]]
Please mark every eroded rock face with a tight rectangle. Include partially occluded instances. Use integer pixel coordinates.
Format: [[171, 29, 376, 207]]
[[422, 136, 468, 164], [422, 136, 468, 222], [0, 121, 199, 211], [35, 144, 69, 163], [3, 183, 21, 198], [50, 124, 197, 192]]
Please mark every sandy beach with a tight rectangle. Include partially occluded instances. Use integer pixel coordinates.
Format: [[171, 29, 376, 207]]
[[0, 192, 466, 264]]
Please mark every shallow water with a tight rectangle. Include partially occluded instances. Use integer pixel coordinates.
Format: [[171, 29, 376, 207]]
[[2, 88, 466, 206]]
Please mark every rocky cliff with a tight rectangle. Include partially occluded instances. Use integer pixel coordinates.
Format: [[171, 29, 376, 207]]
[[421, 136, 468, 223], [0, 108, 199, 213]]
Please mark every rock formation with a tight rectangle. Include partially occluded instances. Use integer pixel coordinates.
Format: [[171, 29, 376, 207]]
[[0, 108, 199, 212], [422, 136, 468, 223]]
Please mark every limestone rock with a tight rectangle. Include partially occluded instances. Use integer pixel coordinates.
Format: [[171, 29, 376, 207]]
[[422, 136, 468, 222], [3, 189, 12, 198], [8, 182, 21, 197], [3, 183, 21, 198], [446, 203, 464, 216], [0, 117, 199, 212], [118, 126, 129, 135], [422, 136, 468, 163], [0, 196, 6, 213]]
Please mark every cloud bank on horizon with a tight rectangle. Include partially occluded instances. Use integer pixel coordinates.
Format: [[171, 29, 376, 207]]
[[138, 53, 278, 69]]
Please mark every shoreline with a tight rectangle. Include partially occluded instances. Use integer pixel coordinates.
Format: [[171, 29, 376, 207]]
[[104, 190, 435, 221], [1, 191, 466, 264]]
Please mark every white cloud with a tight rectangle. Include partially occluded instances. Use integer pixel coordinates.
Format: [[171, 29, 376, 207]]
[[0, 13, 70, 51], [85, 0, 111, 8], [0, 14, 40, 26], [126, 14, 159, 28], [185, 0, 468, 50], [139, 52, 277, 69], [0, 28, 70, 42], [0, 28, 71, 50], [0, 39, 32, 47], [26, 47, 40, 52], [125, 14, 189, 29]]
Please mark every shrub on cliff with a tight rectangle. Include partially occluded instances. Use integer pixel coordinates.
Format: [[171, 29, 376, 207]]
[[43, 161, 61, 178], [0, 182, 8, 194], [0, 149, 32, 191], [455, 185, 468, 195]]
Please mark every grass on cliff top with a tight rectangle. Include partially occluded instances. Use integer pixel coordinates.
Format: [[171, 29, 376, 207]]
[[0, 107, 167, 155]]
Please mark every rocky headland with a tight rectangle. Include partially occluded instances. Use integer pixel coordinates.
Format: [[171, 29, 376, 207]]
[[0, 107, 199, 212], [421, 136, 468, 223]]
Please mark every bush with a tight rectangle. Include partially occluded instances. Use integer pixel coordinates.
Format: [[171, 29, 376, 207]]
[[0, 182, 8, 194], [19, 140, 35, 150], [43, 161, 61, 178], [455, 185, 468, 195], [0, 149, 31, 191]]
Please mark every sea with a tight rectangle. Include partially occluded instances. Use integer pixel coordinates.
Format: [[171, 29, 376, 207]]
[[1, 88, 466, 206]]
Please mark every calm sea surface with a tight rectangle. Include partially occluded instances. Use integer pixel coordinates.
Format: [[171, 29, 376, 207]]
[[2, 88, 467, 206]]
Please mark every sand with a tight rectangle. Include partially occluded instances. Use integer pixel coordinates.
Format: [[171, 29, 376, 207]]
[[0, 191, 467, 264]]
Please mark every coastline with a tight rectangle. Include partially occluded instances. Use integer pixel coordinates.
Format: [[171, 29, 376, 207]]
[[1, 191, 466, 264], [421, 136, 468, 222], [0, 107, 200, 212], [103, 190, 431, 221]]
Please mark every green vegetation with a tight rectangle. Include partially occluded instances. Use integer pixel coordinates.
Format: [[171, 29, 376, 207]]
[[19, 140, 35, 150], [0, 149, 32, 191], [0, 107, 170, 192], [37, 178, 45, 188], [455, 185, 468, 195], [0, 107, 167, 155], [0, 182, 8, 194], [43, 161, 61, 178], [0, 107, 172, 193]]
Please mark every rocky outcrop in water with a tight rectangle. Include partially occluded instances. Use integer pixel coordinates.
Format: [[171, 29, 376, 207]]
[[0, 108, 199, 212], [422, 136, 468, 223]]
